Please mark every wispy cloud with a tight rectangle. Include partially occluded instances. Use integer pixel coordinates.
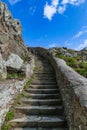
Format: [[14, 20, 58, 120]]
[[44, 0, 85, 20], [65, 40, 72, 46], [29, 6, 36, 15], [73, 31, 84, 39], [8, 0, 21, 5], [58, 5, 66, 14], [61, 0, 85, 6], [73, 27, 87, 39], [48, 43, 58, 48], [77, 39, 87, 50]]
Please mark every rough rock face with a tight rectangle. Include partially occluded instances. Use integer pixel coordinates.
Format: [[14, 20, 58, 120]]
[[0, 53, 7, 79], [0, 2, 29, 60]]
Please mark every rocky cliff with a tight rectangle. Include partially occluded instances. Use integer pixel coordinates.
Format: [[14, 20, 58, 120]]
[[0, 2, 31, 79], [0, 2, 29, 59]]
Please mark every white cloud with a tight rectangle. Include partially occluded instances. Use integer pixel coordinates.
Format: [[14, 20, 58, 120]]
[[8, 0, 21, 5], [61, 0, 69, 4], [58, 5, 66, 14], [52, 0, 59, 7], [77, 39, 87, 50], [48, 43, 58, 48], [44, 0, 85, 20], [44, 0, 59, 20], [44, 3, 57, 20]]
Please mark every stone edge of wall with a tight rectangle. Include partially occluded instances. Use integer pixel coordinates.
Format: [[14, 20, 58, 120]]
[[0, 55, 35, 129], [35, 47, 87, 130]]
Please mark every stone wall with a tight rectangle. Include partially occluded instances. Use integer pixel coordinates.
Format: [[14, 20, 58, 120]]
[[35, 47, 87, 130], [0, 56, 35, 129]]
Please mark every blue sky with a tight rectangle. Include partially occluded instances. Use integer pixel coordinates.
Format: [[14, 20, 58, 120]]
[[1, 0, 87, 50]]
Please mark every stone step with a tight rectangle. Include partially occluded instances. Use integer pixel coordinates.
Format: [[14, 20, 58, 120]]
[[22, 99, 62, 106], [29, 84, 58, 89], [33, 79, 56, 82], [13, 128, 68, 130], [26, 89, 59, 94], [22, 93, 60, 99], [31, 82, 57, 85], [35, 69, 54, 71], [34, 77, 56, 80], [35, 75, 55, 78], [9, 116, 67, 128], [34, 74, 55, 77], [15, 106, 63, 115], [34, 71, 55, 75]]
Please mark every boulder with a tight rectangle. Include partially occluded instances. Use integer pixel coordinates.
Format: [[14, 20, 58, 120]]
[[6, 53, 23, 70]]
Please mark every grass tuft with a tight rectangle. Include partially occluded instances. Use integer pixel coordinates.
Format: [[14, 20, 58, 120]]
[[5, 111, 14, 121], [7, 72, 25, 80], [2, 123, 10, 130]]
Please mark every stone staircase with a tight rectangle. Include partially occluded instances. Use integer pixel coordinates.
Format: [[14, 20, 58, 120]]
[[9, 57, 68, 130]]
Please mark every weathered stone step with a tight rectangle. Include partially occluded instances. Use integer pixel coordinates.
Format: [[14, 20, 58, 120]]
[[34, 72, 55, 75], [9, 116, 67, 128], [26, 89, 59, 94], [22, 93, 60, 99], [13, 128, 68, 130], [34, 77, 56, 80], [35, 69, 54, 71], [34, 74, 55, 77], [34, 71, 54, 73], [22, 99, 62, 106], [31, 82, 57, 85], [29, 84, 58, 89], [33, 79, 56, 82], [15, 106, 63, 115], [35, 75, 55, 78]]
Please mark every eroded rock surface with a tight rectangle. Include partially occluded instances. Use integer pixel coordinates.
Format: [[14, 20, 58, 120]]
[[0, 2, 29, 60]]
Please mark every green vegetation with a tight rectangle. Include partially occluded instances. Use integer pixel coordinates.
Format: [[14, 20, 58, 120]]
[[7, 72, 25, 80], [16, 76, 34, 104], [16, 94, 22, 105], [16, 92, 29, 104], [5, 111, 14, 121], [2, 111, 14, 130], [0, 75, 3, 81], [55, 51, 87, 78], [24, 76, 34, 90], [2, 123, 10, 130]]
